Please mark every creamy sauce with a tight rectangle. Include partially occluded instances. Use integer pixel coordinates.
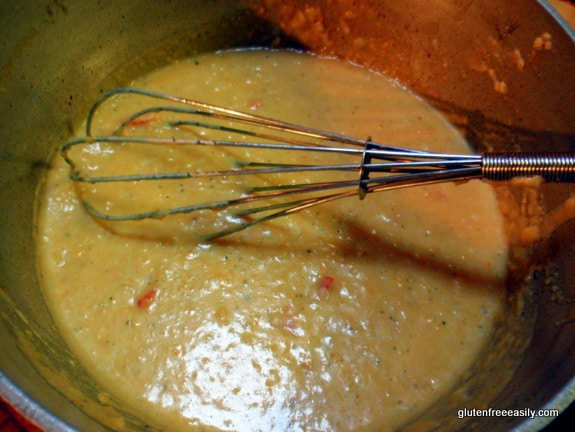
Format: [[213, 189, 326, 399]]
[[37, 50, 509, 431]]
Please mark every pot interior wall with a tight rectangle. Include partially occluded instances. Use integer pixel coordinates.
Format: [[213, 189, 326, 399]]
[[1, 1, 574, 431]]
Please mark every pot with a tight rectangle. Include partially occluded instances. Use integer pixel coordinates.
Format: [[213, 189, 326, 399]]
[[1, 0, 574, 430]]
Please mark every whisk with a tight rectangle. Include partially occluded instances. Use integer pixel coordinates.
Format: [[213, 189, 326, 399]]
[[61, 87, 575, 240]]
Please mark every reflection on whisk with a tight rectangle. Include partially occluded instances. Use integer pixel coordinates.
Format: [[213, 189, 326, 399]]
[[61, 88, 575, 240]]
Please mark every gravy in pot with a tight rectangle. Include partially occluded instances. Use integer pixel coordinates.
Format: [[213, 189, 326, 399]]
[[37, 49, 509, 431]]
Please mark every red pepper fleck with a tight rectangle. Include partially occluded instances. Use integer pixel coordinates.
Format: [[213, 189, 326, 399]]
[[317, 275, 335, 293], [136, 288, 158, 309], [125, 112, 160, 127]]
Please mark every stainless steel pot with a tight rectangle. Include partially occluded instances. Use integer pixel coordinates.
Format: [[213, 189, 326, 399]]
[[1, 1, 574, 430]]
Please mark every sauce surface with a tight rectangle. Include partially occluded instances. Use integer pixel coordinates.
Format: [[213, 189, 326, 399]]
[[37, 50, 509, 431]]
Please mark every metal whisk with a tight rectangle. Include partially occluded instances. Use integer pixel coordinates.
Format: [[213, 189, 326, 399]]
[[61, 88, 575, 240]]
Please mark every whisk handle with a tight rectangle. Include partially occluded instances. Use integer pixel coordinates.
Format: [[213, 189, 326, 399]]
[[482, 152, 575, 182]]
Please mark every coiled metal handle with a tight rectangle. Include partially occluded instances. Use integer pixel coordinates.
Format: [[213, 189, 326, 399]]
[[482, 153, 575, 182]]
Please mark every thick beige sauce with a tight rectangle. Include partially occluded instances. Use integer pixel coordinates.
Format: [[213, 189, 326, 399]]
[[37, 50, 509, 431]]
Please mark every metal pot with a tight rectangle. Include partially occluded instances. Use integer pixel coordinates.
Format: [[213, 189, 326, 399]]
[[1, 0, 574, 430]]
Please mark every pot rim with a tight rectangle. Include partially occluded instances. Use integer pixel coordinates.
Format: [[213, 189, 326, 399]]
[[0, 372, 76, 432], [511, 375, 575, 431], [1, 1, 574, 431]]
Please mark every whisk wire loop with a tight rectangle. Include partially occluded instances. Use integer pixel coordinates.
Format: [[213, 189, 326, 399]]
[[62, 87, 575, 240]]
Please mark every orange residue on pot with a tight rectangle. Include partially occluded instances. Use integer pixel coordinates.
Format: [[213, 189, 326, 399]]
[[533, 32, 553, 51], [496, 176, 575, 248]]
